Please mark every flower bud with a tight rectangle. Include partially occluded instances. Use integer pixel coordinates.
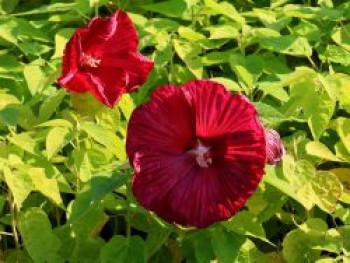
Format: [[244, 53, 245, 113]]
[[266, 128, 285, 165]]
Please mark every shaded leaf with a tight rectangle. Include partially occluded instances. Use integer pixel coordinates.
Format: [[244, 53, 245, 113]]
[[101, 235, 147, 263], [18, 208, 62, 263]]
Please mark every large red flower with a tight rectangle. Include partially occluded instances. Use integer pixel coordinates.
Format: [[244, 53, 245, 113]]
[[126, 80, 267, 228], [57, 10, 154, 108]]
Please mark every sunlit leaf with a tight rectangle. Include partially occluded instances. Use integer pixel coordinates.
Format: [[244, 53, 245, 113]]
[[80, 122, 126, 161], [46, 126, 72, 159], [3, 166, 33, 208], [28, 168, 63, 207]]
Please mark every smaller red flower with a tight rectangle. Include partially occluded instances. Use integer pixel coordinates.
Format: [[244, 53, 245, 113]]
[[57, 10, 154, 108], [266, 128, 285, 165]]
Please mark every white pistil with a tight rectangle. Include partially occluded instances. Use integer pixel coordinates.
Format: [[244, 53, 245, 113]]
[[192, 144, 212, 168], [81, 54, 101, 68]]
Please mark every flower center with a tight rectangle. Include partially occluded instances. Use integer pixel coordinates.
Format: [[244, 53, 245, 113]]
[[192, 144, 212, 168], [81, 53, 101, 68]]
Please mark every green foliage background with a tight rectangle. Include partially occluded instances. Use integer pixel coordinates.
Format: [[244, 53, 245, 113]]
[[0, 0, 350, 262]]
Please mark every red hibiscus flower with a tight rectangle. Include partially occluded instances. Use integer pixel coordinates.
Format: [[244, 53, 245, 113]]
[[266, 128, 285, 165], [126, 80, 267, 228], [57, 10, 154, 108]]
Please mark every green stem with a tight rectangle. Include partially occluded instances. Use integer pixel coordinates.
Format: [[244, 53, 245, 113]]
[[123, 0, 131, 10], [126, 208, 131, 238], [169, 41, 175, 83], [9, 193, 20, 250], [94, 0, 99, 16]]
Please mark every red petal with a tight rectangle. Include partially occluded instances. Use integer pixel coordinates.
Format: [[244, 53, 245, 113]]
[[83, 11, 138, 57], [182, 80, 259, 137], [58, 68, 126, 108], [126, 80, 267, 228], [132, 152, 233, 227], [126, 84, 195, 164], [100, 51, 154, 92], [88, 67, 127, 107], [57, 30, 84, 88]]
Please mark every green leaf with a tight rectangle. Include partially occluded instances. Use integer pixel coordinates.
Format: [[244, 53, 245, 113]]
[[271, 0, 289, 9], [322, 45, 350, 65], [330, 168, 350, 204], [264, 164, 300, 204], [282, 4, 343, 20], [259, 35, 312, 57], [335, 140, 350, 163], [306, 141, 343, 162], [334, 118, 350, 154], [326, 73, 350, 113], [12, 3, 77, 16], [193, 231, 214, 263], [210, 77, 241, 91], [291, 20, 321, 43], [0, 94, 19, 110], [255, 102, 287, 126], [262, 66, 316, 91], [71, 92, 104, 117], [36, 119, 73, 128], [118, 94, 135, 121], [266, 158, 342, 212], [8, 132, 38, 155], [140, 0, 188, 20], [283, 219, 342, 263], [154, 34, 173, 67], [0, 0, 19, 14], [46, 126, 72, 159], [18, 208, 61, 263], [18, 41, 51, 56], [311, 171, 343, 213], [90, 171, 126, 203], [178, 26, 206, 41], [201, 50, 233, 66], [229, 54, 255, 89], [28, 168, 63, 207], [6, 250, 32, 263], [0, 17, 50, 44], [72, 150, 92, 183], [70, 237, 105, 263], [101, 235, 147, 263], [146, 227, 171, 259], [205, 24, 239, 39], [332, 23, 350, 52], [204, 0, 245, 25], [39, 89, 67, 121], [52, 28, 75, 59], [67, 193, 108, 237], [80, 122, 126, 161], [223, 210, 266, 241], [0, 54, 22, 73], [283, 227, 320, 263], [235, 239, 266, 263], [23, 64, 45, 95], [210, 229, 245, 263], [292, 79, 335, 139], [0, 106, 19, 126], [3, 166, 33, 208], [173, 39, 203, 78]]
